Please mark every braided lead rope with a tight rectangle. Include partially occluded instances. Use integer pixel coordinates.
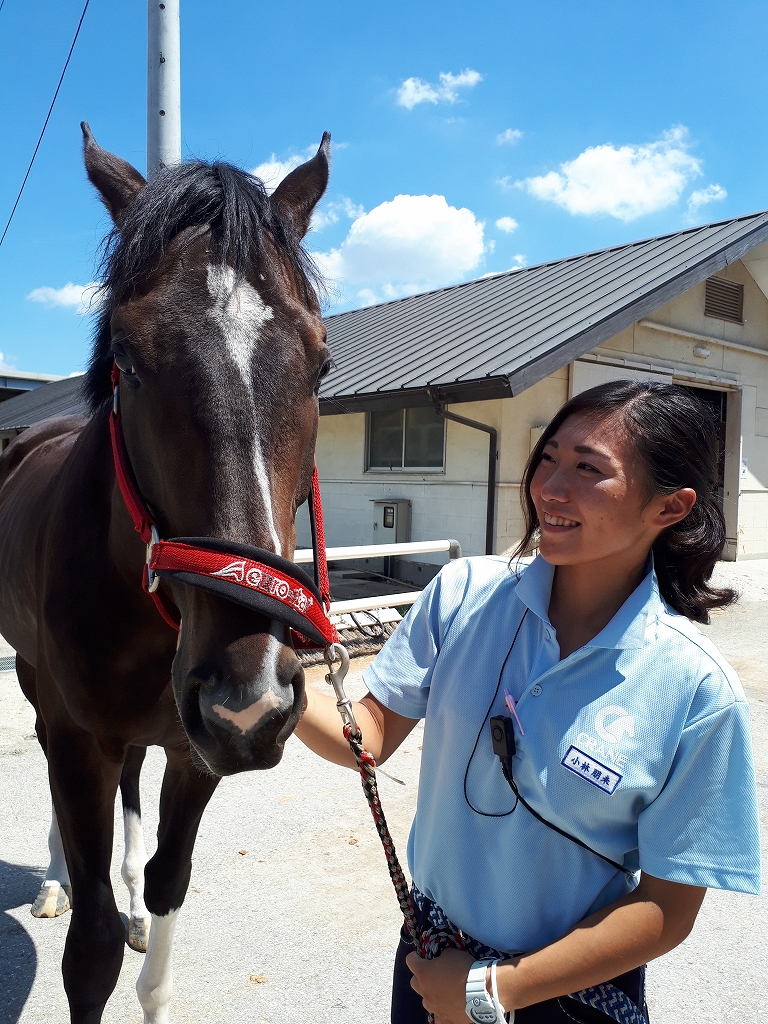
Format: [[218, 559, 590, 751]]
[[343, 723, 420, 946], [342, 723, 441, 1024]]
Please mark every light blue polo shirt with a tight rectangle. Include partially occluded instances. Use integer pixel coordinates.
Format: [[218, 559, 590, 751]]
[[363, 555, 761, 955]]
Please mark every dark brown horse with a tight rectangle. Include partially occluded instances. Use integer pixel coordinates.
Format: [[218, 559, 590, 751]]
[[0, 123, 332, 1023]]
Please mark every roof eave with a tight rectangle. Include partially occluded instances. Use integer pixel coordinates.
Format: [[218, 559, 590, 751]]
[[319, 375, 512, 414]]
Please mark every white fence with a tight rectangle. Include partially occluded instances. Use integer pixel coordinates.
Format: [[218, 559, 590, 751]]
[[294, 539, 462, 616]]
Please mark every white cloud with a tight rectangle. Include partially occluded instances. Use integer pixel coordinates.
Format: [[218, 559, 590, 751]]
[[687, 183, 727, 220], [482, 255, 527, 279], [496, 128, 523, 146], [311, 197, 366, 232], [313, 193, 485, 306], [0, 351, 16, 371], [495, 216, 518, 234], [396, 69, 483, 109], [516, 126, 702, 222], [251, 146, 316, 192], [27, 281, 103, 314]]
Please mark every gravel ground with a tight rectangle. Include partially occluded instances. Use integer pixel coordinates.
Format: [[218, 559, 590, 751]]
[[0, 560, 765, 1024]]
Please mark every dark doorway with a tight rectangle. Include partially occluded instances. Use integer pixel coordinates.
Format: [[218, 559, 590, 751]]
[[686, 386, 727, 508]]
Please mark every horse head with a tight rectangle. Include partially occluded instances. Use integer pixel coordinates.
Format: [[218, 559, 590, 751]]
[[82, 124, 332, 775]]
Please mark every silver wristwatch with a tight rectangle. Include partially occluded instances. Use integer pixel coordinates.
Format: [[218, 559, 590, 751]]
[[465, 960, 499, 1023]]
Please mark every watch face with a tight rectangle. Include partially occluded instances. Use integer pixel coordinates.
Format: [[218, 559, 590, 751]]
[[468, 1001, 498, 1024]]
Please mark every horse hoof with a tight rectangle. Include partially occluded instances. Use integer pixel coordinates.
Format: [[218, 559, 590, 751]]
[[30, 882, 72, 918], [128, 914, 151, 952]]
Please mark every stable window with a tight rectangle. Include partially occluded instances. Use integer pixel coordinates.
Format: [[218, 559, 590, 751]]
[[705, 277, 743, 324], [367, 407, 445, 471]]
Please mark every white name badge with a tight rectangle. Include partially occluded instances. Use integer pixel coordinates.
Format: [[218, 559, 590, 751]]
[[561, 745, 622, 795]]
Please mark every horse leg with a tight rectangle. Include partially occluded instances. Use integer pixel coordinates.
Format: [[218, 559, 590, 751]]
[[120, 745, 151, 952], [137, 747, 219, 1024], [31, 806, 73, 918], [48, 728, 126, 1024], [15, 655, 73, 918]]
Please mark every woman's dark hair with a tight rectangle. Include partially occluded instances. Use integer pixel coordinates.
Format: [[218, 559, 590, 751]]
[[513, 380, 737, 623]]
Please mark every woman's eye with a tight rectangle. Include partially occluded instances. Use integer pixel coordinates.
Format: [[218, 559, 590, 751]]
[[578, 462, 599, 473], [114, 352, 136, 375], [540, 451, 555, 463]]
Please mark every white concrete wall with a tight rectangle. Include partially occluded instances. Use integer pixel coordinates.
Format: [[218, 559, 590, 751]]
[[303, 258, 768, 561], [300, 371, 569, 559]]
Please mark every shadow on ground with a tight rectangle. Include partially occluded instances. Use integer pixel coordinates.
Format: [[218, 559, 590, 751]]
[[0, 861, 42, 1024]]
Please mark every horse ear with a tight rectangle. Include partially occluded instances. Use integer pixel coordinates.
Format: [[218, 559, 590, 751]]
[[81, 121, 146, 225], [270, 132, 331, 239]]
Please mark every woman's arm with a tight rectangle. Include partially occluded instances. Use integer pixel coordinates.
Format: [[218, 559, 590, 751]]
[[294, 686, 418, 768], [407, 873, 705, 1022]]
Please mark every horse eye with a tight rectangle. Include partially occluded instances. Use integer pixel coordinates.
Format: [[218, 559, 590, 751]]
[[114, 352, 136, 376], [314, 359, 333, 393]]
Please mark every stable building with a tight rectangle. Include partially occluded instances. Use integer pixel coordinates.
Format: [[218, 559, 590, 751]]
[[303, 212, 768, 562], [3, 213, 768, 563]]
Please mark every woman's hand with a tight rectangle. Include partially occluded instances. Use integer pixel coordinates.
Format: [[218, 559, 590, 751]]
[[405, 947, 475, 1023]]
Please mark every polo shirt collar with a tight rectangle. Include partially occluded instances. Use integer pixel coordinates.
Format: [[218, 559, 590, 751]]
[[514, 553, 663, 651]]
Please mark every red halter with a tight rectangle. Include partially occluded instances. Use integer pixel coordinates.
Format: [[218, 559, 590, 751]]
[[108, 362, 337, 649]]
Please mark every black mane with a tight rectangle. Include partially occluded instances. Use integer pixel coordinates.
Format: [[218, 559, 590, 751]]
[[84, 160, 322, 409]]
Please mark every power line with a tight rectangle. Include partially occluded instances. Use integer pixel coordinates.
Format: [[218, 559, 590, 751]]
[[0, 0, 91, 252]]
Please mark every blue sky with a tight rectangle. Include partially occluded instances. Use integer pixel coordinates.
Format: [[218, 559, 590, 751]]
[[1, 0, 767, 377]]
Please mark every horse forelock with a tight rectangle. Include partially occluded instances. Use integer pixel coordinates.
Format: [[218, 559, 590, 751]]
[[83, 159, 324, 411]]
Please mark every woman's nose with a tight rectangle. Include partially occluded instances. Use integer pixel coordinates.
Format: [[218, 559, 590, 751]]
[[540, 468, 570, 502]]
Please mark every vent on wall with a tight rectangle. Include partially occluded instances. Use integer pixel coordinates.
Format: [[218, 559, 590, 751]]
[[704, 277, 743, 323]]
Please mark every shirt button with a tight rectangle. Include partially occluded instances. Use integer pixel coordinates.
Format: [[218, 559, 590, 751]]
[[531, 684, 543, 697]]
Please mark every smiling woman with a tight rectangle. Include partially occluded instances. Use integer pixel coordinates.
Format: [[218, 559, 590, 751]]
[[295, 378, 760, 1024]]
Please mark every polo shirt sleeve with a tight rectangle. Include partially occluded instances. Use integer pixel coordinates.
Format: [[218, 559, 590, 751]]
[[637, 694, 761, 895], [362, 557, 472, 719]]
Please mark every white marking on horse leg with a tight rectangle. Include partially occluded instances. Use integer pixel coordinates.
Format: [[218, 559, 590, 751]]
[[136, 909, 179, 1024], [122, 808, 151, 952], [31, 806, 72, 918], [206, 263, 282, 554]]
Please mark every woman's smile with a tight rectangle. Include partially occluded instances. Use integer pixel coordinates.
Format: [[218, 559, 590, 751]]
[[542, 511, 580, 529]]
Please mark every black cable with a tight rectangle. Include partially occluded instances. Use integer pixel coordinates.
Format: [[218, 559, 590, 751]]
[[463, 609, 528, 818], [463, 607, 628, 874], [0, 0, 91, 251]]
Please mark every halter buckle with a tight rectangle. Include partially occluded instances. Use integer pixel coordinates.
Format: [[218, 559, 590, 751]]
[[324, 643, 356, 732], [146, 525, 161, 593]]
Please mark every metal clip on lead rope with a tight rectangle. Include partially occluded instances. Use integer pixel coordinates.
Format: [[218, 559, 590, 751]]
[[324, 643, 357, 733]]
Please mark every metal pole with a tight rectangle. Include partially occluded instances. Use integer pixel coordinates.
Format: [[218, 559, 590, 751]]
[[429, 393, 498, 556], [147, 0, 181, 181]]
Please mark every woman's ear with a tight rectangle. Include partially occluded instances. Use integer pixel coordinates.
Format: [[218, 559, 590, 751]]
[[654, 488, 697, 529]]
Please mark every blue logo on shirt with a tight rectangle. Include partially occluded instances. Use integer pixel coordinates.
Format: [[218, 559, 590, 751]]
[[561, 745, 622, 795]]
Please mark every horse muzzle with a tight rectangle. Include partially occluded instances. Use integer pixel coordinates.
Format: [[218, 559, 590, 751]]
[[173, 623, 306, 776]]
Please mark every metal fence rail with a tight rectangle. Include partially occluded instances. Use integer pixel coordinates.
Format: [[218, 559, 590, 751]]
[[294, 539, 462, 616], [293, 538, 462, 564]]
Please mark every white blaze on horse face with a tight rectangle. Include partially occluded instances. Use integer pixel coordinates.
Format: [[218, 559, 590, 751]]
[[136, 909, 179, 1024], [122, 808, 151, 952], [206, 263, 281, 554]]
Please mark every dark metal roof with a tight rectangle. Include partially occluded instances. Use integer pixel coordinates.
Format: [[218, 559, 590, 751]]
[[5, 212, 768, 433], [319, 210, 768, 413], [0, 376, 86, 432]]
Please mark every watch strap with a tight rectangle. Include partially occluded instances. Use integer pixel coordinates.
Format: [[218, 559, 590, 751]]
[[466, 959, 499, 1023], [490, 960, 513, 1023]]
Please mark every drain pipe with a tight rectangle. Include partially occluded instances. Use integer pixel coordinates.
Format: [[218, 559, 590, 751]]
[[430, 394, 497, 555]]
